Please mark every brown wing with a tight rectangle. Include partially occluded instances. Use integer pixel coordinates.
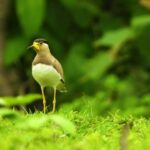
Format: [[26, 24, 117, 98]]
[[51, 56, 67, 92], [52, 57, 64, 81]]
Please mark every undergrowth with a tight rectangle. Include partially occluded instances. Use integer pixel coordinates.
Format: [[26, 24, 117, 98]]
[[0, 105, 149, 150]]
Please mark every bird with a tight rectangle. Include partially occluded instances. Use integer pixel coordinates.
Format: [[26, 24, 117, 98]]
[[29, 38, 66, 113]]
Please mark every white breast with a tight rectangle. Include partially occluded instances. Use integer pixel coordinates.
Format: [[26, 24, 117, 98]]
[[32, 63, 61, 88]]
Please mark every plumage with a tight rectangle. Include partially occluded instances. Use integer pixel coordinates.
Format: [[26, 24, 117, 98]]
[[34, 38, 48, 44], [32, 53, 65, 83], [30, 38, 66, 113], [32, 63, 61, 88], [32, 39, 65, 91]]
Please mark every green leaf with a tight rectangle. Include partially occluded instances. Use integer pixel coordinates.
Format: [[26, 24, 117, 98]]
[[4, 36, 27, 65], [94, 28, 133, 47], [131, 15, 150, 67], [0, 108, 20, 119], [16, 115, 49, 129], [16, 0, 46, 37], [0, 94, 41, 106], [46, 1, 71, 41], [81, 52, 114, 81], [60, 0, 99, 28], [132, 15, 150, 29], [104, 74, 119, 90], [50, 114, 76, 135], [65, 42, 90, 81], [142, 94, 150, 104]]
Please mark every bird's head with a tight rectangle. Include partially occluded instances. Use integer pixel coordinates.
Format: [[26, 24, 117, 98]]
[[29, 38, 50, 53]]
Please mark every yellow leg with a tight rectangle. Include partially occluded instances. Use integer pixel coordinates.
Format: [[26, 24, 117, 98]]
[[52, 88, 57, 113], [41, 86, 46, 113]]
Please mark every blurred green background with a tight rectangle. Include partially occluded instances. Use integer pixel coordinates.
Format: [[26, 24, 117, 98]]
[[0, 0, 150, 116]]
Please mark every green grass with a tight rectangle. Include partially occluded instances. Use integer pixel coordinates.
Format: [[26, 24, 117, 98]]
[[0, 107, 150, 150]]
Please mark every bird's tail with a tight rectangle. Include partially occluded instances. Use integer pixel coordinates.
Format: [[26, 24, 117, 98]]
[[57, 83, 67, 93]]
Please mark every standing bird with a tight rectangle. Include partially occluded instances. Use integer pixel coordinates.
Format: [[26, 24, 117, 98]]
[[29, 38, 66, 113]]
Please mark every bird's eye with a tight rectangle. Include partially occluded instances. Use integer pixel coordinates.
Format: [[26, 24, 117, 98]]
[[39, 42, 43, 45]]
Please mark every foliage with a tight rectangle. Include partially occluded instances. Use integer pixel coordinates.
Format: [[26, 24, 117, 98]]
[[0, 108, 150, 150], [0, 94, 41, 106], [3, 0, 149, 116], [16, 0, 46, 37]]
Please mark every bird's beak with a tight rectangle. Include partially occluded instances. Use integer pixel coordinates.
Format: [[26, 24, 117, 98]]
[[28, 42, 40, 50], [27, 45, 33, 49]]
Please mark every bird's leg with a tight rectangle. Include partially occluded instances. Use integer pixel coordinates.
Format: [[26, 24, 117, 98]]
[[41, 86, 46, 113], [52, 87, 57, 113]]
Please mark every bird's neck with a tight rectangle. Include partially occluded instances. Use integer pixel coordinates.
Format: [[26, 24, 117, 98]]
[[37, 50, 51, 57], [32, 51, 54, 66]]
